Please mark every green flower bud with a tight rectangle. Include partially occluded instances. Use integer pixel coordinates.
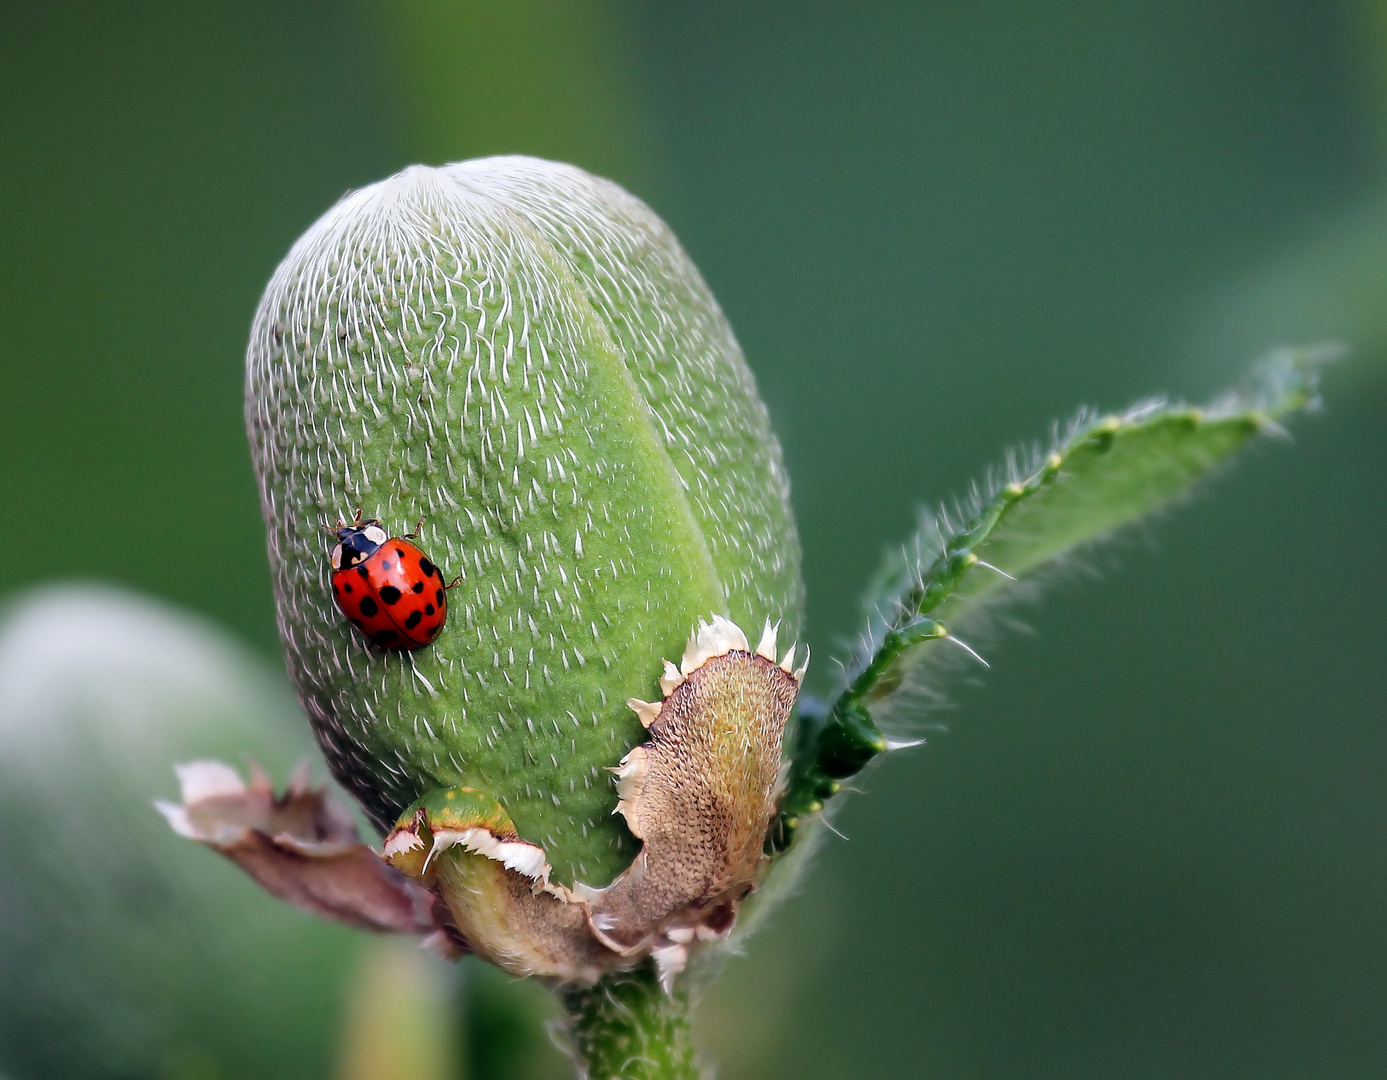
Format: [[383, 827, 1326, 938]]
[[243, 157, 804, 980]]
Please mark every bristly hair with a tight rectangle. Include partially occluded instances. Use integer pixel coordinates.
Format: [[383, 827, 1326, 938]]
[[841, 341, 1340, 725], [852, 402, 1106, 679]]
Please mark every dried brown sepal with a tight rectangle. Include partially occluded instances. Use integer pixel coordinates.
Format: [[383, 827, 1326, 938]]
[[583, 616, 804, 987], [158, 760, 436, 936], [382, 789, 629, 984]]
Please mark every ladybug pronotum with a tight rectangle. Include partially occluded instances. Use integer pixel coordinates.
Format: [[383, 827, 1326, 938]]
[[328, 518, 450, 650]]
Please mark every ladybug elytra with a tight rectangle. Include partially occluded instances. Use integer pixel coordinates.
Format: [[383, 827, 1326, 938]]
[[329, 516, 451, 650]]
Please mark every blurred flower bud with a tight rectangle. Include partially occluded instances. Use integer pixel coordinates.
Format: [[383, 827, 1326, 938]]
[[0, 586, 370, 1077]]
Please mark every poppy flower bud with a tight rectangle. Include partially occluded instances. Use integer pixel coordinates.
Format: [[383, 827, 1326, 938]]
[[237, 157, 805, 983]]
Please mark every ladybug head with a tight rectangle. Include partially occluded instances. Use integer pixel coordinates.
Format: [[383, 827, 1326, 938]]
[[329, 520, 387, 571]]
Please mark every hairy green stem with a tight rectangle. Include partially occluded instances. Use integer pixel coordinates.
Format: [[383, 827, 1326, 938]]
[[560, 967, 700, 1080]]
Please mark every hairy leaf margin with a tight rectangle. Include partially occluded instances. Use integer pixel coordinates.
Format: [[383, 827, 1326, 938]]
[[771, 346, 1336, 850]]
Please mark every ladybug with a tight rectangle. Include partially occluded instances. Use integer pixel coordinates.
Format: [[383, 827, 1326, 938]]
[[328, 516, 452, 650]]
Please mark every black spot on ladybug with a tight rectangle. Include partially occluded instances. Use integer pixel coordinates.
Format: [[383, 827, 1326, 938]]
[[396, 547, 407, 559], [357, 566, 370, 579], [420, 557, 437, 577], [404, 610, 423, 630], [424, 603, 435, 616], [379, 585, 402, 605], [425, 623, 439, 637], [343, 583, 353, 594], [435, 589, 444, 605], [358, 596, 379, 617], [412, 582, 424, 594]]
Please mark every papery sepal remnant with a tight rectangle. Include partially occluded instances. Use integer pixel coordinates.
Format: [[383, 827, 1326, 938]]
[[383, 785, 624, 985], [583, 616, 804, 988], [157, 761, 435, 935]]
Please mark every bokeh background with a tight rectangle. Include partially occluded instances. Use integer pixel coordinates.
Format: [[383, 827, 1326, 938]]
[[3, 2, 1386, 1077]]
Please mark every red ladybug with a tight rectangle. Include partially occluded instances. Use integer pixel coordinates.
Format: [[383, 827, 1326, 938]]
[[328, 517, 451, 650]]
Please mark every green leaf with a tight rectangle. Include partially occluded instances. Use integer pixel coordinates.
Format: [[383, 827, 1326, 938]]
[[774, 347, 1333, 845]]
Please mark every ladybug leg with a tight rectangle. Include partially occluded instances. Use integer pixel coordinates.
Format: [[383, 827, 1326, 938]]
[[329, 506, 367, 531], [445, 574, 463, 591], [404, 515, 426, 540]]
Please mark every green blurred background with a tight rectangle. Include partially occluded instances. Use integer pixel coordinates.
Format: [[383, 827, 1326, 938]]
[[3, 1, 1386, 1077]]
